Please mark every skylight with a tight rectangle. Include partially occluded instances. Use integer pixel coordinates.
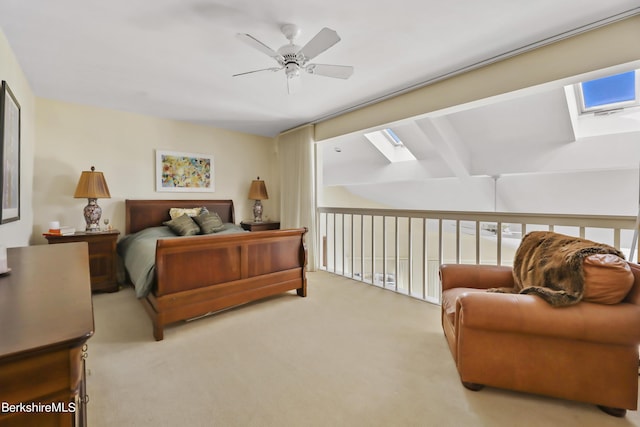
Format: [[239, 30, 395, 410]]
[[364, 128, 416, 162], [383, 128, 403, 146], [577, 70, 639, 114]]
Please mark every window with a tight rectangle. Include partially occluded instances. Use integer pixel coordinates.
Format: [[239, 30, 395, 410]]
[[382, 128, 403, 146], [577, 70, 639, 114], [364, 128, 417, 162]]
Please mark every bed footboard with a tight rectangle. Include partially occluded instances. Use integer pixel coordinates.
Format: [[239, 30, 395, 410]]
[[145, 228, 307, 340]]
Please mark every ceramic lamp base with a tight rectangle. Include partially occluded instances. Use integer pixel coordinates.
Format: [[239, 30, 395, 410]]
[[84, 198, 102, 232], [253, 200, 263, 222]]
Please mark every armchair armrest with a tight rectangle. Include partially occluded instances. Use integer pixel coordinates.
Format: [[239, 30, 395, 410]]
[[440, 264, 514, 291], [456, 291, 640, 346]]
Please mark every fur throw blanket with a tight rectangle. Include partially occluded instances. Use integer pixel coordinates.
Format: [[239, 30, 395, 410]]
[[491, 231, 625, 306]]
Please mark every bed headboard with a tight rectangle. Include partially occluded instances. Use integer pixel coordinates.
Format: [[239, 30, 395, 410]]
[[125, 199, 235, 234]]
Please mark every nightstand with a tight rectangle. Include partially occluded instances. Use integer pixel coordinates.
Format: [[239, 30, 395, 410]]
[[240, 221, 280, 231], [45, 230, 120, 293]]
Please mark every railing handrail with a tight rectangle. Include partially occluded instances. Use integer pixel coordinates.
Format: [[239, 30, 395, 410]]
[[318, 207, 637, 229]]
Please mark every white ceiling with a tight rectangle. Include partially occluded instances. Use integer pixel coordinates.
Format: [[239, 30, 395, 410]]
[[1, 0, 639, 138]]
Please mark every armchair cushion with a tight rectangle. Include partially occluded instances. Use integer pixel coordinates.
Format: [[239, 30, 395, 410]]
[[441, 287, 481, 322], [582, 254, 634, 304], [453, 291, 640, 344]]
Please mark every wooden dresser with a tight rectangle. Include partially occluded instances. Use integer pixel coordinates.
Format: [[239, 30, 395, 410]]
[[0, 244, 94, 427]]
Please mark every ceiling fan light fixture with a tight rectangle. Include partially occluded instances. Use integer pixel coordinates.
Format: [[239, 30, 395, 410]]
[[285, 63, 300, 78]]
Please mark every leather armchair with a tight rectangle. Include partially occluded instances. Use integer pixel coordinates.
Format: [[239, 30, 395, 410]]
[[440, 263, 640, 417]]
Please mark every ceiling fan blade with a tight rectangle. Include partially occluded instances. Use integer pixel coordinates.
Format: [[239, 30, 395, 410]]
[[236, 33, 284, 64], [287, 74, 302, 95], [298, 27, 341, 62], [233, 67, 282, 77], [305, 64, 354, 79]]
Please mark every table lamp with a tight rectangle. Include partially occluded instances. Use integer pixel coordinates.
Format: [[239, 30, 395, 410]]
[[73, 166, 111, 232], [248, 177, 268, 222]]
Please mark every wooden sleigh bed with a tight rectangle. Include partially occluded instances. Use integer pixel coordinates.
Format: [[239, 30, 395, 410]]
[[121, 199, 307, 341]]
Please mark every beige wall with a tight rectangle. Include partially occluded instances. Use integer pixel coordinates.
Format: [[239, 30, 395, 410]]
[[33, 98, 278, 244], [0, 28, 36, 247], [321, 186, 391, 209]]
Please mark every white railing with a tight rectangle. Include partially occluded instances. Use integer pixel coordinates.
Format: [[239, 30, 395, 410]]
[[317, 207, 637, 304]]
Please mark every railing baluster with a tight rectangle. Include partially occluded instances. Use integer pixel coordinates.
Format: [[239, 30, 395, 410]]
[[497, 221, 502, 266], [438, 219, 443, 270], [350, 214, 354, 278], [341, 213, 345, 275], [333, 213, 337, 273], [370, 215, 374, 283], [475, 221, 480, 264], [436, 219, 443, 300], [360, 215, 365, 282], [422, 218, 427, 300], [395, 216, 399, 292], [382, 216, 387, 288], [325, 213, 329, 271], [408, 218, 413, 296], [455, 219, 461, 264]]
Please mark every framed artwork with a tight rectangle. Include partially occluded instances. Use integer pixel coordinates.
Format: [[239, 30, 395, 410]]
[[156, 150, 214, 192], [0, 81, 20, 224]]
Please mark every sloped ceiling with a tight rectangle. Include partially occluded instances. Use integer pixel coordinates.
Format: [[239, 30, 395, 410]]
[[321, 70, 640, 212], [322, 84, 637, 180]]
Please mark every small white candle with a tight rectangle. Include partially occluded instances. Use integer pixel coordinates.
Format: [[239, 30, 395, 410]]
[[49, 221, 60, 230], [0, 246, 7, 273]]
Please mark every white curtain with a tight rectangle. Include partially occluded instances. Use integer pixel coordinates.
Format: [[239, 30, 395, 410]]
[[277, 125, 317, 271]]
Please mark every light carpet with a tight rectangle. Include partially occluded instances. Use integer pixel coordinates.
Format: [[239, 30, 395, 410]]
[[87, 271, 640, 426]]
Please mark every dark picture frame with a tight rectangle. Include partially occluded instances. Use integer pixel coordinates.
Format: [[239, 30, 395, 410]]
[[0, 81, 20, 224]]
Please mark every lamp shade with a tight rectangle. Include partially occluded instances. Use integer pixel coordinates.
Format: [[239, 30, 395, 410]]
[[248, 177, 268, 200], [73, 166, 111, 199]]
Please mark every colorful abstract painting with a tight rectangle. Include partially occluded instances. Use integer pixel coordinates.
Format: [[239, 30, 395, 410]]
[[156, 150, 214, 192]]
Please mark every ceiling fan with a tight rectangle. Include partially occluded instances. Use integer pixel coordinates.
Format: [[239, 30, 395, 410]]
[[234, 24, 354, 94]]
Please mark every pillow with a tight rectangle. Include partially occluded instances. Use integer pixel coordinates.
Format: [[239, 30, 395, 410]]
[[163, 214, 200, 236], [582, 254, 634, 304], [169, 207, 202, 220], [193, 211, 224, 234]]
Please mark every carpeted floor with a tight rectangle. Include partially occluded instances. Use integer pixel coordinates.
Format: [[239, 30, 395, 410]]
[[87, 271, 640, 426]]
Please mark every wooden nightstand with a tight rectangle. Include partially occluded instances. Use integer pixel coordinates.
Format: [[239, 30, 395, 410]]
[[45, 230, 120, 293], [240, 221, 280, 231]]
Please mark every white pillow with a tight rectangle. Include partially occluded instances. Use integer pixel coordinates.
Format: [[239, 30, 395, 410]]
[[169, 207, 202, 220]]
